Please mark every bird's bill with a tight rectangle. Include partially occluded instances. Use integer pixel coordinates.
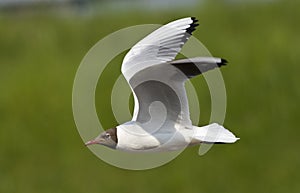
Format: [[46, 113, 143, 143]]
[[85, 139, 101, 146]]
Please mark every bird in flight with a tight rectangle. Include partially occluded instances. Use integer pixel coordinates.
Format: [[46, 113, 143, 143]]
[[85, 17, 239, 152]]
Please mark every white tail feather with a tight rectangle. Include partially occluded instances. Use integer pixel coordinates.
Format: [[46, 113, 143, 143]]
[[193, 123, 239, 143]]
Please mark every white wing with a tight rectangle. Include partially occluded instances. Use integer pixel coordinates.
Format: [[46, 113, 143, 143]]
[[121, 17, 226, 133], [121, 17, 198, 80]]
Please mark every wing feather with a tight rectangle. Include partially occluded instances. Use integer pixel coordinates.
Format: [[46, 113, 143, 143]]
[[121, 17, 199, 80], [120, 17, 202, 131]]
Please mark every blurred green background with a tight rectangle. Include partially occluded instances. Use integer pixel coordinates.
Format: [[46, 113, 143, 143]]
[[1, 0, 299, 193]]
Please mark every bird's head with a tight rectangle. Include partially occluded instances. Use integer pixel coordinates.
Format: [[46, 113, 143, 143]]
[[85, 127, 118, 149]]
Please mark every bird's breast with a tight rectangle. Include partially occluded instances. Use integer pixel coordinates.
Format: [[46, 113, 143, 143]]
[[116, 124, 161, 151], [116, 124, 193, 152]]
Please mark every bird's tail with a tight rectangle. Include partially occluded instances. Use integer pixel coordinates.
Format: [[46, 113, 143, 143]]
[[193, 123, 239, 144]]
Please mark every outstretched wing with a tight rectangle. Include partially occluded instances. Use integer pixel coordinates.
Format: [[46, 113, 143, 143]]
[[121, 17, 199, 132], [121, 17, 226, 133], [127, 57, 226, 133], [121, 17, 198, 80]]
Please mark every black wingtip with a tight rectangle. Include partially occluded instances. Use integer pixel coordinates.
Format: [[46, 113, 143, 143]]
[[191, 17, 198, 23], [217, 58, 228, 67], [186, 17, 199, 35]]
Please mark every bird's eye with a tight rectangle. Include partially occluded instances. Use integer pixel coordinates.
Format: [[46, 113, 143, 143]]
[[105, 133, 110, 138]]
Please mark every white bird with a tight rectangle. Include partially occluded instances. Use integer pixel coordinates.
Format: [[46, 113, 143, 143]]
[[85, 17, 239, 152]]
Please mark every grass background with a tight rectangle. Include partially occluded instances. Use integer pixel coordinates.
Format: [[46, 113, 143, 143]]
[[0, 1, 300, 193]]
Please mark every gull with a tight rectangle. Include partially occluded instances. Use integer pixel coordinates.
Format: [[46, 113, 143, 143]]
[[85, 17, 239, 152]]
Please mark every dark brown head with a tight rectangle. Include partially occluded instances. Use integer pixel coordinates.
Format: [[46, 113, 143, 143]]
[[85, 128, 118, 149]]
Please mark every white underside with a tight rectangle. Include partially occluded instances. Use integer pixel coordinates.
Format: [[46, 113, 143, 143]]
[[116, 122, 239, 152]]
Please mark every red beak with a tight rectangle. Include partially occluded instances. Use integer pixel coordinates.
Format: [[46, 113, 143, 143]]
[[85, 140, 98, 146]]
